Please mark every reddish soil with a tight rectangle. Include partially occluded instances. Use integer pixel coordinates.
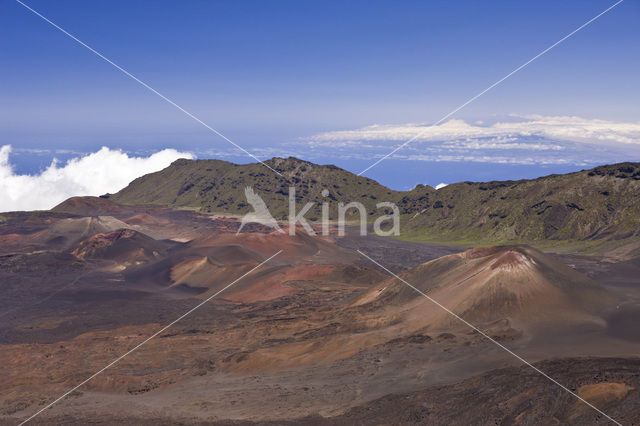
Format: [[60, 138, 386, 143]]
[[0, 202, 639, 425]]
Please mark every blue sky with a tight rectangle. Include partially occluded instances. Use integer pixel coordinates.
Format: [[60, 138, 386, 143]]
[[1, 0, 639, 191]]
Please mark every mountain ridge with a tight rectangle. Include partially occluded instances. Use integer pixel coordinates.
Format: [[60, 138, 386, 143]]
[[92, 158, 640, 245]]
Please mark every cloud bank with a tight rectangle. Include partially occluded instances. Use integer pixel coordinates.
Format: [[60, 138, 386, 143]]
[[0, 146, 193, 212], [304, 115, 640, 165]]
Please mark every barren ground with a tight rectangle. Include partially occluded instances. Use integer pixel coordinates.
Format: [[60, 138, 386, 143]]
[[0, 214, 638, 425]]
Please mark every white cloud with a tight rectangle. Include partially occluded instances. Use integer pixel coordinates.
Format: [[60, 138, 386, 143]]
[[306, 115, 640, 146], [0, 145, 194, 212], [303, 115, 640, 165], [435, 183, 448, 190]]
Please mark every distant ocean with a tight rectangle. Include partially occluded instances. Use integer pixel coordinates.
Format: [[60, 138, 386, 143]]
[[7, 148, 588, 191]]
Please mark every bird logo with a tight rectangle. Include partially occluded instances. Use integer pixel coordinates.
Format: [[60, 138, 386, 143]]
[[237, 187, 284, 234]]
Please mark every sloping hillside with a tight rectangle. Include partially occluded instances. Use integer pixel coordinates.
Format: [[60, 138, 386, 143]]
[[109, 157, 396, 220], [356, 245, 613, 332], [401, 163, 640, 242], [52, 196, 136, 217], [106, 159, 640, 243]]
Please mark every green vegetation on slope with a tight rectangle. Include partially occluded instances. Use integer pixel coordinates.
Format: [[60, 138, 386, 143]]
[[401, 163, 640, 242], [110, 157, 399, 221], [108, 158, 640, 244]]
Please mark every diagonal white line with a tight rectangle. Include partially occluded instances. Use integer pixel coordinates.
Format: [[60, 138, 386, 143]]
[[357, 0, 625, 176], [356, 249, 622, 426], [18, 250, 283, 425], [14, 0, 283, 177]]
